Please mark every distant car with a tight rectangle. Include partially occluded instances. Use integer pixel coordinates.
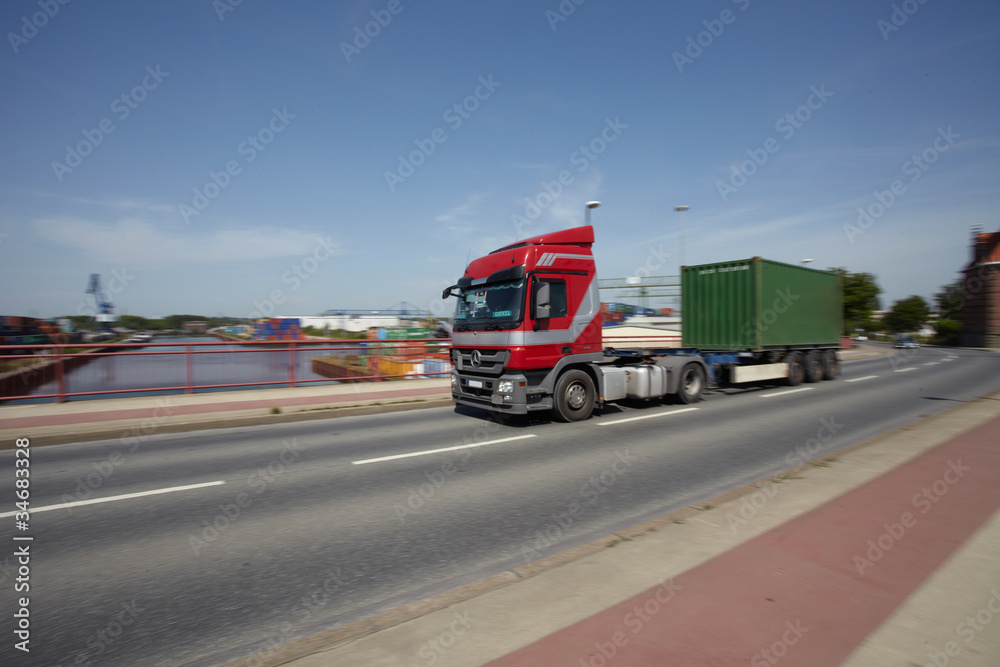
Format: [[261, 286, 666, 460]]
[[855, 335, 868, 341], [894, 336, 919, 349]]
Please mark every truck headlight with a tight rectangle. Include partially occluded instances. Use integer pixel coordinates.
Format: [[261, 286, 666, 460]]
[[498, 380, 514, 394]]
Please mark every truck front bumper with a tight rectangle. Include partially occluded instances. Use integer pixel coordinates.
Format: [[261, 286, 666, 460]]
[[450, 371, 550, 414]]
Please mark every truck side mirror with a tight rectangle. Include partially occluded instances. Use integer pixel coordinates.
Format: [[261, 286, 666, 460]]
[[535, 282, 551, 320]]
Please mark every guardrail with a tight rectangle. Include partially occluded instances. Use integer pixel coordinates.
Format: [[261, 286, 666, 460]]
[[1, 332, 694, 404], [0, 338, 452, 403]]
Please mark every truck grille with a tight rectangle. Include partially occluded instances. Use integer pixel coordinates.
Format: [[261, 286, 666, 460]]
[[453, 348, 509, 376]]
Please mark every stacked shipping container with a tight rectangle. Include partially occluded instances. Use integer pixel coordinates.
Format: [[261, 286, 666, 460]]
[[0, 316, 67, 347], [314, 327, 452, 380], [367, 327, 432, 358], [600, 303, 674, 324], [251, 318, 305, 341]]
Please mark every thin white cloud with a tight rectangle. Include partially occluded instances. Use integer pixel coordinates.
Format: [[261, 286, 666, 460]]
[[30, 190, 177, 215], [545, 168, 604, 229], [32, 217, 338, 264], [435, 192, 487, 224], [434, 192, 490, 237]]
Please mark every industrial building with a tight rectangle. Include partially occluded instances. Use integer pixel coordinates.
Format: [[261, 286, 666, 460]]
[[962, 228, 1000, 348], [292, 304, 434, 334]]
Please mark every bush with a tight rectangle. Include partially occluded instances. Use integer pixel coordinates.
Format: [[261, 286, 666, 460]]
[[931, 319, 962, 346]]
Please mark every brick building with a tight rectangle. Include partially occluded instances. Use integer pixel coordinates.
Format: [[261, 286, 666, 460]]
[[961, 229, 1000, 348]]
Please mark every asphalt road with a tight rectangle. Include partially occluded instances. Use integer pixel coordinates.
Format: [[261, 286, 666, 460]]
[[2, 345, 998, 666]]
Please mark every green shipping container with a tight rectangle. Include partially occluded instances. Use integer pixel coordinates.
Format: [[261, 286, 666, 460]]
[[386, 327, 430, 339], [681, 257, 842, 350]]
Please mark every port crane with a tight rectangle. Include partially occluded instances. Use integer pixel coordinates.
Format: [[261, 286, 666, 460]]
[[85, 274, 116, 331]]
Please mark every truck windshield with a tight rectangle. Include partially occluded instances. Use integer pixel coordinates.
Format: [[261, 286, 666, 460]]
[[454, 279, 525, 330]]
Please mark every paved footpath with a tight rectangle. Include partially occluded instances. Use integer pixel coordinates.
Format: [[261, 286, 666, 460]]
[[0, 378, 453, 447]]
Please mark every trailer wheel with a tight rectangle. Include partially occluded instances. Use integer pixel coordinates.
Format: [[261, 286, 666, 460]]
[[677, 364, 705, 404], [821, 350, 840, 380], [552, 369, 595, 422], [785, 351, 805, 386], [803, 350, 823, 383]]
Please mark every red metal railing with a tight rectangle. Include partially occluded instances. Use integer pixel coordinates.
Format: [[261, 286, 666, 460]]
[[2, 332, 694, 404], [0, 337, 452, 403]]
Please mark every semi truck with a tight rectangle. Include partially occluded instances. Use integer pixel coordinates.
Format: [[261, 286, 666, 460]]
[[442, 225, 842, 421]]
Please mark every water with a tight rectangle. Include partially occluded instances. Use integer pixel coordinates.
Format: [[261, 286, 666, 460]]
[[8, 336, 372, 403]]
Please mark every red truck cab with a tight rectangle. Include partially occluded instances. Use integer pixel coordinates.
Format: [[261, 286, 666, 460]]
[[444, 225, 606, 418]]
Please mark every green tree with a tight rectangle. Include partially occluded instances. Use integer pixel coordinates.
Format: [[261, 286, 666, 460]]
[[883, 295, 931, 333], [162, 314, 211, 330], [931, 278, 966, 345], [934, 280, 964, 321], [932, 319, 962, 345], [831, 268, 882, 334], [118, 315, 149, 331], [63, 315, 92, 329]]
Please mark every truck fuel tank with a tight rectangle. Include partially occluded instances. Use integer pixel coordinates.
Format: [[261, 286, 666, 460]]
[[599, 366, 628, 402], [625, 365, 667, 400]]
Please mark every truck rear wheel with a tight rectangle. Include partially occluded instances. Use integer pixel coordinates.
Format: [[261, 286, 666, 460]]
[[552, 369, 595, 422], [803, 350, 823, 383], [785, 352, 805, 386], [677, 364, 705, 404], [821, 350, 840, 380]]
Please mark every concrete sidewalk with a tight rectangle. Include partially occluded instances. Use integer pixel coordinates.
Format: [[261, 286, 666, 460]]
[[246, 390, 1000, 667], [0, 378, 453, 447]]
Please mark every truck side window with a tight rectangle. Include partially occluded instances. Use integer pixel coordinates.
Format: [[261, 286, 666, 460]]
[[536, 279, 567, 318]]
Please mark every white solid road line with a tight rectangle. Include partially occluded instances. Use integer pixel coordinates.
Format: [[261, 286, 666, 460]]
[[0, 480, 226, 518], [352, 434, 537, 465], [759, 387, 814, 398], [846, 375, 879, 383], [896, 367, 918, 373], [597, 407, 700, 426]]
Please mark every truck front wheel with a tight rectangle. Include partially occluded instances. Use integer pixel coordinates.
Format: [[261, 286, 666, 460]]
[[677, 364, 705, 404], [552, 369, 595, 422]]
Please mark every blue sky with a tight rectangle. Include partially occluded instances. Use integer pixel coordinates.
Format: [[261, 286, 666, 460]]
[[1, 0, 998, 320]]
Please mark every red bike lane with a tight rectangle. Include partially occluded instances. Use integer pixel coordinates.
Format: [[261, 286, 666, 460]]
[[485, 415, 1000, 666]]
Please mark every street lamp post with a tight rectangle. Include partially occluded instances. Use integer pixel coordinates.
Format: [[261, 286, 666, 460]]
[[674, 205, 690, 314], [674, 205, 690, 270], [585, 201, 601, 225]]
